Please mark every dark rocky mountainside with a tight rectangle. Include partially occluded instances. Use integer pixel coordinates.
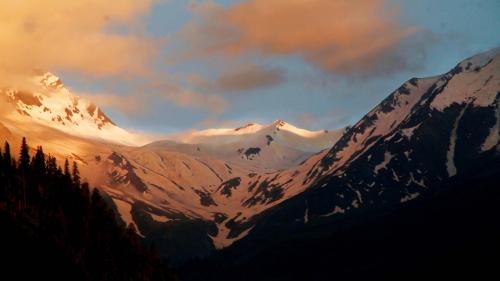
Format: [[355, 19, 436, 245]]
[[181, 157, 499, 280]]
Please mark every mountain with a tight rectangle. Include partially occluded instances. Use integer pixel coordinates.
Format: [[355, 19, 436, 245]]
[[182, 160, 499, 281], [0, 72, 150, 146], [152, 120, 345, 170], [183, 48, 500, 280], [84, 120, 344, 257], [0, 48, 498, 274], [0, 73, 345, 260]]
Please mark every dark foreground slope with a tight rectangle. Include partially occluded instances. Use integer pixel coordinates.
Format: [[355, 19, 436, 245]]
[[0, 139, 176, 281], [181, 157, 499, 281]]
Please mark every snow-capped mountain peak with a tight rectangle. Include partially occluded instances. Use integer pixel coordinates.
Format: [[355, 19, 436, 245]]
[[38, 72, 64, 90], [150, 120, 346, 171], [272, 119, 330, 138], [180, 120, 335, 143], [189, 123, 265, 138], [430, 47, 500, 111], [1, 72, 151, 146], [311, 47, 500, 180], [274, 119, 287, 127], [234, 122, 261, 132]]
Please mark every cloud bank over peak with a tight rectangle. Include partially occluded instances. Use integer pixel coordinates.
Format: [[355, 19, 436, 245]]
[[0, 0, 159, 88]]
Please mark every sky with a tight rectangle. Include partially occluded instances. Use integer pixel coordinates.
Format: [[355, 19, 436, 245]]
[[2, 0, 500, 134]]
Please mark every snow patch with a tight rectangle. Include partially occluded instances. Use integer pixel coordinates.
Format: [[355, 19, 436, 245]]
[[352, 200, 360, 208], [400, 193, 420, 203], [374, 152, 394, 174], [148, 212, 171, 223], [321, 206, 345, 217], [209, 225, 254, 250], [354, 190, 363, 204], [112, 198, 145, 237], [404, 150, 411, 158], [431, 50, 499, 111], [447, 107, 467, 177], [481, 105, 499, 151], [401, 123, 421, 138], [392, 169, 400, 182]]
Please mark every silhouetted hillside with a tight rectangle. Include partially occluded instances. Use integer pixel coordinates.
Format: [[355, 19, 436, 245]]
[[0, 138, 176, 281]]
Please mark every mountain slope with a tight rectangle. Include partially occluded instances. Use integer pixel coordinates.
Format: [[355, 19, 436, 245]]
[[182, 157, 500, 281], [0, 142, 175, 281], [237, 47, 499, 224], [182, 47, 500, 277], [315, 47, 499, 179], [94, 121, 344, 253]]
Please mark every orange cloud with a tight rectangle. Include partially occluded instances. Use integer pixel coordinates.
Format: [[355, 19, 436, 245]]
[[79, 92, 149, 116], [80, 78, 229, 117], [146, 80, 229, 114], [0, 0, 157, 88], [167, 89, 228, 114], [0, 1, 229, 117], [182, 0, 420, 76]]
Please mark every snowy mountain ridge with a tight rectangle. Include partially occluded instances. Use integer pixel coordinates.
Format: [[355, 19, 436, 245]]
[[1, 72, 151, 146], [180, 119, 332, 141], [310, 47, 500, 179]]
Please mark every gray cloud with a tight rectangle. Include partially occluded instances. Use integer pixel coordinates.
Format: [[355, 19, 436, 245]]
[[189, 64, 285, 94]]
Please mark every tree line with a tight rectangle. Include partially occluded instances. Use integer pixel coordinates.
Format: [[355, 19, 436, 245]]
[[0, 137, 177, 281]]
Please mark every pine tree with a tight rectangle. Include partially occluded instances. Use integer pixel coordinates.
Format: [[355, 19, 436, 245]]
[[19, 137, 30, 172], [46, 155, 58, 175], [0, 147, 4, 201], [3, 141, 11, 169], [33, 146, 46, 173], [64, 159, 71, 183], [0, 147, 3, 173], [81, 182, 90, 205], [72, 162, 81, 186], [31, 146, 46, 203], [0, 143, 12, 204], [19, 138, 30, 210]]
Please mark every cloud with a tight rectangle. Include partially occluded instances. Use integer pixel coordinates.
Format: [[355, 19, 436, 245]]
[[0, 0, 157, 88], [145, 80, 229, 114], [188, 64, 285, 94], [181, 0, 426, 77], [166, 89, 228, 114], [215, 64, 285, 93], [79, 92, 149, 116], [97, 90, 227, 117], [0, 0, 229, 117]]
